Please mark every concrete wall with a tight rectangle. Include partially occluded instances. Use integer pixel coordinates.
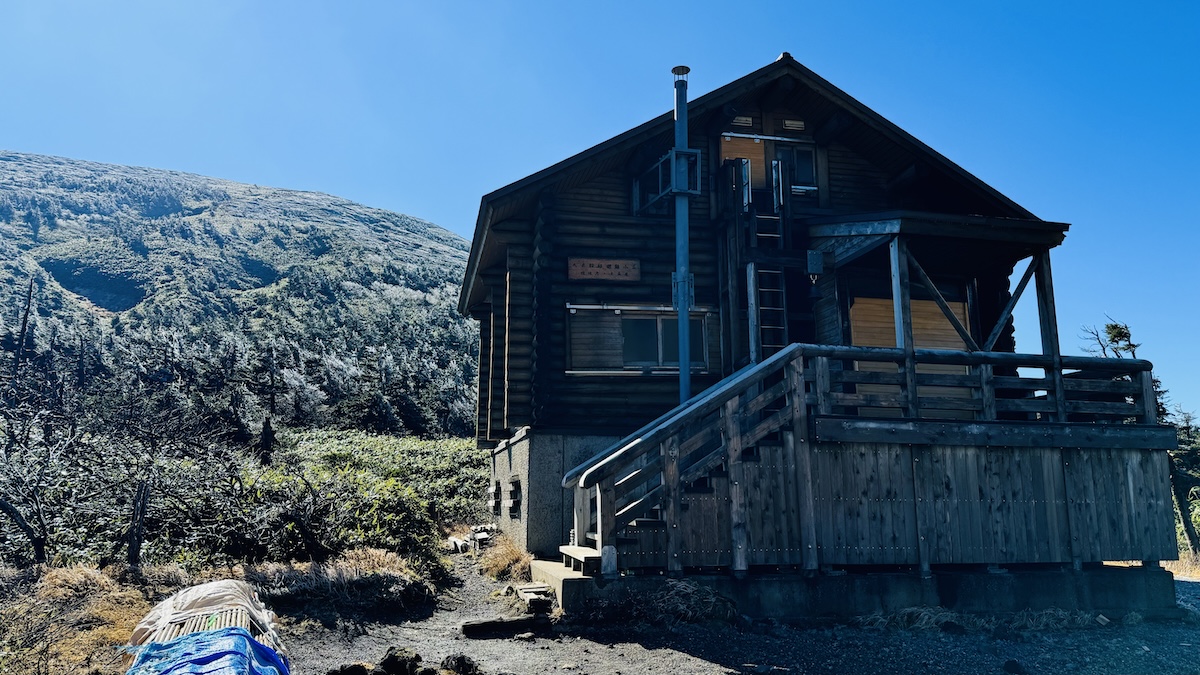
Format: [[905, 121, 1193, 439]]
[[491, 430, 621, 558], [534, 561, 1181, 621]]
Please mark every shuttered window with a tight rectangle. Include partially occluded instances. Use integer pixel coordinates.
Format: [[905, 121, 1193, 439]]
[[568, 307, 708, 373], [849, 297, 973, 419], [721, 136, 767, 189]]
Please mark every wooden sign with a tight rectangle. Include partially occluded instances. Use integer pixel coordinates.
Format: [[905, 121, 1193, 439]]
[[568, 258, 641, 281]]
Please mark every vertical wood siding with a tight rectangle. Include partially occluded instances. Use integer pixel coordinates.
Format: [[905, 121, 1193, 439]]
[[618, 443, 1176, 569]]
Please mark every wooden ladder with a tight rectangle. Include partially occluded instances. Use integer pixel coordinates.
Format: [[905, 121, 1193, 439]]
[[747, 212, 789, 362]]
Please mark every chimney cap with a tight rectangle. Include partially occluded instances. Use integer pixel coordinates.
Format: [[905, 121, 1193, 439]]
[[672, 65, 690, 80]]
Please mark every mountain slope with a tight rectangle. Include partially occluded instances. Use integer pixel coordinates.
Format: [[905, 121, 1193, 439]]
[[0, 151, 477, 437]]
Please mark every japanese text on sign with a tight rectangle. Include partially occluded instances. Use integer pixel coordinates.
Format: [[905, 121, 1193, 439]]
[[567, 258, 641, 281]]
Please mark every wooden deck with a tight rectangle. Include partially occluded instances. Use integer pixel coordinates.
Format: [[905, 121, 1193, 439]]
[[562, 343, 1177, 576]]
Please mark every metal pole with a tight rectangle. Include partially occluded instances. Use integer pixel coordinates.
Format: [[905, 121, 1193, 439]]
[[672, 66, 692, 404]]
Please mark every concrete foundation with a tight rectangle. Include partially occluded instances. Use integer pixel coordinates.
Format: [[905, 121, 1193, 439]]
[[532, 561, 1182, 621], [491, 430, 620, 558]]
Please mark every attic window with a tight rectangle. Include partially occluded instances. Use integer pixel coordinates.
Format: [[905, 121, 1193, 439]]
[[731, 116, 754, 127], [776, 144, 818, 196], [782, 119, 806, 131]]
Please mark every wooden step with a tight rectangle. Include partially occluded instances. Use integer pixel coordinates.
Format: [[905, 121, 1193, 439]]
[[515, 583, 554, 614], [559, 545, 601, 576], [628, 517, 666, 526]]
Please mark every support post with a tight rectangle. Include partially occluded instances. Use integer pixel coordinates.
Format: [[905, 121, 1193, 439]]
[[662, 436, 683, 575], [747, 262, 761, 363], [573, 485, 590, 547], [723, 397, 749, 577], [910, 445, 932, 578], [814, 356, 832, 415], [889, 237, 918, 417], [597, 476, 618, 578], [1062, 449, 1085, 570], [1034, 252, 1066, 421], [1139, 370, 1159, 424], [977, 363, 997, 421], [788, 358, 820, 572]]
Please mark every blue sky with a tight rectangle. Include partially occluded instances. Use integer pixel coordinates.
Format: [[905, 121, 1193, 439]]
[[2, 1, 1198, 411]]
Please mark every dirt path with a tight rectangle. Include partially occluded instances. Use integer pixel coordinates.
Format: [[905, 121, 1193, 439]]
[[281, 559, 1200, 675]]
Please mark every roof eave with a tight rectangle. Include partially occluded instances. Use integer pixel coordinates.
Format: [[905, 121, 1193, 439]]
[[459, 54, 1044, 313]]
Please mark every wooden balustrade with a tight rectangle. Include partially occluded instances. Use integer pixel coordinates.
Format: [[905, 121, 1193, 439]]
[[563, 343, 1166, 574]]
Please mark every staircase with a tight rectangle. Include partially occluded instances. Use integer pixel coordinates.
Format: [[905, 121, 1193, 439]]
[[559, 343, 809, 577]]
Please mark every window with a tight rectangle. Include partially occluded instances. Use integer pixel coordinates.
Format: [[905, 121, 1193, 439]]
[[621, 315, 705, 368], [568, 305, 710, 374], [775, 144, 817, 193]]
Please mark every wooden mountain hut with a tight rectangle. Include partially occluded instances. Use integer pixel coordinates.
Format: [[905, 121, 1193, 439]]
[[458, 54, 1178, 616]]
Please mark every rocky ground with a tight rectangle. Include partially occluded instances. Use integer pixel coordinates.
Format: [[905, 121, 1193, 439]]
[[281, 558, 1200, 675]]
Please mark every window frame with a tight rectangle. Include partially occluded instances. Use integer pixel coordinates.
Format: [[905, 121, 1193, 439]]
[[566, 303, 713, 376]]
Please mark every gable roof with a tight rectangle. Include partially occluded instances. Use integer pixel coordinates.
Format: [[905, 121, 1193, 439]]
[[460, 53, 1040, 314]]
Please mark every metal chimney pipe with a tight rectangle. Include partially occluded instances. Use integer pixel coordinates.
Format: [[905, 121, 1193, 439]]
[[672, 65, 692, 404]]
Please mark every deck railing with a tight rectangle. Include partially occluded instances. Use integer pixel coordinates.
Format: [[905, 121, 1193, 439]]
[[562, 343, 1161, 575]]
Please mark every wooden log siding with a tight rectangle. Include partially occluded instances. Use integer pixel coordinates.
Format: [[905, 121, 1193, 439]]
[[564, 343, 1177, 573], [530, 164, 723, 432], [485, 272, 507, 441], [505, 246, 534, 428], [826, 144, 889, 210], [531, 211, 556, 426], [476, 311, 493, 447]]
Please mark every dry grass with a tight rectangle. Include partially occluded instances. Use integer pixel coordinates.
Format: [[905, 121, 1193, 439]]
[[245, 548, 435, 619], [1164, 553, 1200, 579], [35, 566, 118, 602], [0, 549, 435, 674], [1, 565, 158, 675], [649, 578, 738, 626], [478, 535, 532, 583]]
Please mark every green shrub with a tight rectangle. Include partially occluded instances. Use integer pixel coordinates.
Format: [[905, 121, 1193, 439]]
[[0, 426, 482, 576], [284, 430, 489, 530]]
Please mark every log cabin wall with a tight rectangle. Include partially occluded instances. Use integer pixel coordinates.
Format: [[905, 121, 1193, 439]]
[[462, 56, 1122, 573], [472, 124, 1034, 446], [485, 272, 505, 442], [505, 245, 534, 428], [536, 158, 724, 435], [826, 144, 889, 211], [473, 310, 493, 448]]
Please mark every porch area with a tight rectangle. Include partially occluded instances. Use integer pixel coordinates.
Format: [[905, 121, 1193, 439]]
[[559, 343, 1178, 579]]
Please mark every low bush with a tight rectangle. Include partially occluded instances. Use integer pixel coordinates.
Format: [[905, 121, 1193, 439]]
[[252, 462, 441, 574], [0, 429, 487, 575], [285, 430, 488, 530]]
